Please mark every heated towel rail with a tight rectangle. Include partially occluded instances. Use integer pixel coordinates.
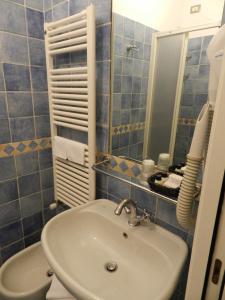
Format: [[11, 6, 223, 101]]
[[44, 5, 96, 207]]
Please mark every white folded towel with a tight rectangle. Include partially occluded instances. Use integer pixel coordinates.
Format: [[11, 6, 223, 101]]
[[53, 136, 86, 165], [46, 275, 76, 300]]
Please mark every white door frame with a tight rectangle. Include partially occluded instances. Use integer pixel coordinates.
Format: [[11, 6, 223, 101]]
[[185, 41, 225, 299], [205, 192, 225, 299]]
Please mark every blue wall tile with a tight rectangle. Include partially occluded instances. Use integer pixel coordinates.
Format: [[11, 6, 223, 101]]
[[188, 37, 202, 51], [45, 9, 52, 22], [0, 1, 26, 35], [40, 168, 53, 189], [144, 27, 153, 45], [31, 67, 47, 91], [0, 200, 21, 227], [10, 117, 35, 142], [96, 25, 111, 61], [29, 38, 45, 67], [44, 0, 52, 11], [15, 151, 39, 176], [186, 50, 200, 65], [0, 221, 23, 248], [22, 212, 43, 236], [114, 14, 123, 35], [0, 157, 16, 181], [124, 18, 134, 39], [0, 179, 18, 206], [123, 58, 133, 76], [90, 0, 111, 25], [33, 92, 49, 116], [0, 66, 5, 91], [20, 192, 42, 218], [96, 95, 109, 126], [26, 8, 44, 39], [39, 148, 53, 169], [0, 32, 29, 65], [69, 0, 88, 15], [26, 0, 43, 11], [53, 0, 68, 21], [4, 64, 31, 91], [96, 61, 110, 94], [108, 176, 130, 199], [18, 172, 41, 197], [7, 92, 33, 117], [42, 187, 54, 208], [114, 35, 123, 56], [96, 125, 108, 152], [134, 22, 145, 43], [35, 115, 50, 138], [24, 230, 41, 247], [0, 119, 11, 144]]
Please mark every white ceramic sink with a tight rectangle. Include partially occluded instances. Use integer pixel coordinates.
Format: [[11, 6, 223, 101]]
[[42, 199, 188, 300]]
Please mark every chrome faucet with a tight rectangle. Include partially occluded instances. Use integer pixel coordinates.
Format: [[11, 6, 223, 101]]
[[114, 199, 140, 227]]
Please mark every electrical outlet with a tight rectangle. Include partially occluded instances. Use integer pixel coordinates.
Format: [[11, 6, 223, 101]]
[[190, 4, 201, 14]]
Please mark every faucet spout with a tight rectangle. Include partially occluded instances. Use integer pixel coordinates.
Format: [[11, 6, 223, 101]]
[[114, 199, 139, 226]]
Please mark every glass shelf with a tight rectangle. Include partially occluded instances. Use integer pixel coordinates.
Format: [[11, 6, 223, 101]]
[[93, 160, 178, 206]]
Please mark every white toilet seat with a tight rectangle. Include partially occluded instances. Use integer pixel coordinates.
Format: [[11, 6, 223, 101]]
[[46, 275, 76, 300]]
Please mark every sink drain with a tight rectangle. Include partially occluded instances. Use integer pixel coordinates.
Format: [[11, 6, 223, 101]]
[[104, 261, 118, 272]]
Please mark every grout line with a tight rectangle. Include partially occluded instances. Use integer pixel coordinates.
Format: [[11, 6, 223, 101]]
[[4, 0, 44, 12]]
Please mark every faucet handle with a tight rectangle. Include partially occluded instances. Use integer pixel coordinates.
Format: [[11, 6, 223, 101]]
[[138, 209, 152, 224], [124, 206, 131, 214]]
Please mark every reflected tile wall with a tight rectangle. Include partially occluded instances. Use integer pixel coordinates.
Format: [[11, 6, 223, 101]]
[[111, 13, 153, 160], [173, 35, 213, 164]]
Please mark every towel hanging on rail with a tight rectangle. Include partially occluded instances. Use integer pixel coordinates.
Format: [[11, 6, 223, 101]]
[[53, 136, 86, 165]]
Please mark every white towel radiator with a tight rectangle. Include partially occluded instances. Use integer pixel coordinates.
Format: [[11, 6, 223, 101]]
[[44, 5, 96, 207]]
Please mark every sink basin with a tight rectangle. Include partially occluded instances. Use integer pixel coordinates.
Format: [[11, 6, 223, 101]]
[[42, 199, 188, 300]]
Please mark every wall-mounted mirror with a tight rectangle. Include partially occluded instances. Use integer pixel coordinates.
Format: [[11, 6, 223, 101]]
[[110, 0, 224, 164]]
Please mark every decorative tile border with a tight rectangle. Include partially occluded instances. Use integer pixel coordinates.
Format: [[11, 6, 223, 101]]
[[0, 137, 52, 157], [97, 153, 142, 178], [178, 118, 196, 126], [112, 122, 145, 136]]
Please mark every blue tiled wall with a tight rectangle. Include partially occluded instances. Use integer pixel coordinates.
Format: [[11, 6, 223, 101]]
[[0, 0, 55, 265], [111, 13, 153, 160], [173, 35, 213, 163]]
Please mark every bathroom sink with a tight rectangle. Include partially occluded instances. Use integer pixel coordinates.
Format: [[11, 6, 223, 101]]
[[42, 199, 188, 300]]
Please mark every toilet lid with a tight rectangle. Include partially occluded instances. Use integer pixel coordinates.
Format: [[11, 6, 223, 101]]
[[46, 275, 76, 299]]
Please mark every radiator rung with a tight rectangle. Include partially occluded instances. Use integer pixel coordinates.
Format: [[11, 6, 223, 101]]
[[56, 160, 89, 178], [56, 170, 88, 189], [49, 19, 87, 37], [56, 174, 89, 194], [57, 181, 89, 200], [53, 121, 88, 132], [51, 66, 87, 75], [49, 36, 87, 50], [53, 110, 88, 120], [53, 105, 88, 114]]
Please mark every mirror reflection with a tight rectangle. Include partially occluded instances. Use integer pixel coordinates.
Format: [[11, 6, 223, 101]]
[[110, 0, 224, 164]]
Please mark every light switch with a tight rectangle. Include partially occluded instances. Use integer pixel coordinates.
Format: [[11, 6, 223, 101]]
[[190, 4, 201, 14]]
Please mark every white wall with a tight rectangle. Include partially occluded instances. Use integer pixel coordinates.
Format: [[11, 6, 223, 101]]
[[112, 0, 183, 30], [113, 0, 224, 31], [181, 0, 224, 28]]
